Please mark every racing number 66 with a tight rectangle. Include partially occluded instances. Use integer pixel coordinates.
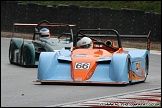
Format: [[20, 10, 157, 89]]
[[74, 63, 90, 70]]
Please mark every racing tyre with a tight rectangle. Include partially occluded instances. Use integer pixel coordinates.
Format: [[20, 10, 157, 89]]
[[128, 58, 132, 84], [21, 44, 34, 66], [21, 45, 25, 66], [143, 55, 149, 82], [9, 44, 14, 64], [41, 82, 47, 85]]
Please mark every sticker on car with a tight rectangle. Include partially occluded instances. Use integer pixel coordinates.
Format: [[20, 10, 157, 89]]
[[74, 63, 90, 70]]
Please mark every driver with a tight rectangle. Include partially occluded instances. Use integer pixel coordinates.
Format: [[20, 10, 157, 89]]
[[77, 37, 93, 48], [39, 28, 50, 38]]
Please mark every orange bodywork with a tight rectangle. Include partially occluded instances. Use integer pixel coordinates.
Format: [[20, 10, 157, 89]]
[[70, 49, 113, 81], [129, 69, 145, 81]]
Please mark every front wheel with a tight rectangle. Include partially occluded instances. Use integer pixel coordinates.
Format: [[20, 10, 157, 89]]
[[9, 44, 14, 64], [20, 44, 35, 66], [128, 58, 132, 84], [143, 55, 149, 82], [21, 45, 28, 66], [21, 47, 25, 66]]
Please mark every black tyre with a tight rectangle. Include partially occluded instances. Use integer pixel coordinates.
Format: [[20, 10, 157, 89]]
[[41, 82, 50, 85], [21, 45, 27, 66], [9, 44, 14, 64], [128, 58, 132, 84], [21, 44, 34, 66], [143, 55, 149, 82]]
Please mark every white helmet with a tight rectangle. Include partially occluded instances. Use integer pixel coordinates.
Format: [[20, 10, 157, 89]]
[[77, 37, 93, 48], [40, 28, 50, 38]]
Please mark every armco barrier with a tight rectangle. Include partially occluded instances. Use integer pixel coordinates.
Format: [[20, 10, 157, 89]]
[[1, 1, 161, 42]]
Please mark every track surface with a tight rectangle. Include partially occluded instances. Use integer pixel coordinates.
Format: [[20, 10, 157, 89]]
[[1, 38, 161, 107]]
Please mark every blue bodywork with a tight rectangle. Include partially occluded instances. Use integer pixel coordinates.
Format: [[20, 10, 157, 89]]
[[36, 28, 151, 84], [37, 47, 150, 84]]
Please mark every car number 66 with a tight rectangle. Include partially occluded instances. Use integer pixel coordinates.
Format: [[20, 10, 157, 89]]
[[74, 63, 90, 70]]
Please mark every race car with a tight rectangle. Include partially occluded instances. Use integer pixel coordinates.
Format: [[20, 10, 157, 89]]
[[9, 20, 76, 67], [35, 28, 151, 85]]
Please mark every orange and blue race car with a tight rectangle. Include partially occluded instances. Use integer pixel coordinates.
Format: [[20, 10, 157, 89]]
[[35, 29, 151, 85]]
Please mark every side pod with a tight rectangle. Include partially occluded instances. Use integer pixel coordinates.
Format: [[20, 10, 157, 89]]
[[37, 51, 72, 81], [110, 53, 129, 83], [37, 52, 57, 80]]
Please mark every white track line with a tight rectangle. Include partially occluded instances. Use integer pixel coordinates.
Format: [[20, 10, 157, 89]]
[[46, 88, 161, 107]]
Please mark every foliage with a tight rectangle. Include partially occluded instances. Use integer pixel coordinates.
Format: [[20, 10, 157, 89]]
[[21, 1, 161, 14]]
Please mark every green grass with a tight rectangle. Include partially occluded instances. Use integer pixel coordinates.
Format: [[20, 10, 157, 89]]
[[21, 1, 161, 14]]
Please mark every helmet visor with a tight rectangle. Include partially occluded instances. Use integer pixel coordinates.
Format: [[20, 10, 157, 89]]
[[81, 44, 91, 48], [41, 35, 49, 37]]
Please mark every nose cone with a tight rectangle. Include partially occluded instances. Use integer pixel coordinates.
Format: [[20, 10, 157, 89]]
[[72, 57, 97, 81], [71, 49, 112, 81]]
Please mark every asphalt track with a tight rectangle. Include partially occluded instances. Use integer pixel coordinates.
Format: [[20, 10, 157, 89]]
[[1, 38, 161, 107], [49, 88, 161, 107]]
